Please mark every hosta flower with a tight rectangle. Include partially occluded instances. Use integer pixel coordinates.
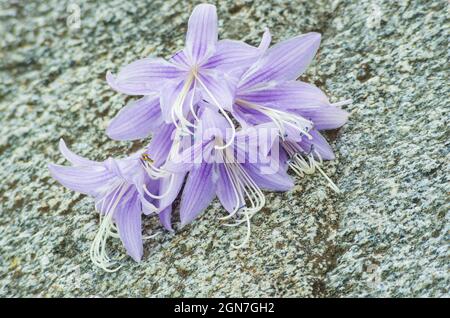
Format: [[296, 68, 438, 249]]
[[165, 108, 293, 247], [106, 4, 268, 147], [48, 140, 158, 271], [230, 32, 351, 190]]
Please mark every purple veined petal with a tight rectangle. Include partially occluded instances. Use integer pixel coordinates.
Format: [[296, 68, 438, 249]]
[[170, 49, 190, 70], [237, 81, 329, 110], [203, 40, 260, 71], [283, 123, 305, 142], [179, 163, 216, 227], [244, 162, 294, 192], [58, 139, 99, 166], [196, 106, 230, 141], [145, 124, 176, 167], [278, 146, 290, 171], [114, 194, 143, 262], [158, 205, 173, 232], [298, 129, 335, 160], [185, 4, 218, 64], [197, 70, 235, 111], [106, 58, 184, 95], [234, 123, 279, 163], [294, 106, 349, 130], [160, 79, 185, 124], [216, 163, 244, 213], [203, 28, 271, 71], [238, 32, 321, 90], [231, 103, 265, 127], [164, 140, 214, 173], [158, 172, 186, 211], [232, 100, 280, 129], [107, 95, 163, 141], [48, 163, 115, 196]]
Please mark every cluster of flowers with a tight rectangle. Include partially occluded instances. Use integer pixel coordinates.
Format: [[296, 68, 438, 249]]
[[49, 4, 350, 271]]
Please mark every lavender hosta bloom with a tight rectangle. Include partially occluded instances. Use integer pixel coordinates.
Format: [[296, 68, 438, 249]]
[[48, 140, 159, 271], [106, 4, 268, 147], [165, 108, 293, 247], [229, 31, 351, 190]]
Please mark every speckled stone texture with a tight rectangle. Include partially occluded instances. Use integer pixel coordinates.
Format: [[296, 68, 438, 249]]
[[0, 0, 448, 297]]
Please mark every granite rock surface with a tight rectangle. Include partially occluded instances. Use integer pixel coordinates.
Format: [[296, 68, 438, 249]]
[[0, 0, 448, 297]]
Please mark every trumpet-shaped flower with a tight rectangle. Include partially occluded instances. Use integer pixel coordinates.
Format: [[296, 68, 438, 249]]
[[106, 4, 269, 146], [165, 108, 293, 247], [48, 140, 158, 271]]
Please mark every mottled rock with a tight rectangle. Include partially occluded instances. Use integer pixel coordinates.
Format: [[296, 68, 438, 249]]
[[0, 0, 448, 297]]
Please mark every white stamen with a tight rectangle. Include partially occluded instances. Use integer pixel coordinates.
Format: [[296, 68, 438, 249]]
[[171, 73, 196, 135], [143, 231, 160, 240], [90, 183, 129, 272], [236, 98, 313, 140], [194, 74, 236, 150], [143, 173, 175, 200], [189, 79, 200, 122], [284, 142, 340, 193], [216, 145, 266, 248]]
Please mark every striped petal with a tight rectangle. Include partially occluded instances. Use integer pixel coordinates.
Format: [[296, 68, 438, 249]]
[[179, 163, 216, 226], [185, 4, 218, 64], [295, 106, 349, 130], [58, 139, 99, 166], [239, 32, 321, 90], [115, 195, 143, 262], [107, 95, 163, 141], [48, 163, 114, 196], [159, 205, 174, 232], [298, 129, 335, 160], [106, 58, 182, 95], [216, 163, 243, 213]]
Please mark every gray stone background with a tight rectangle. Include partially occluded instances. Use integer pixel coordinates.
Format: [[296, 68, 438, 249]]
[[0, 0, 448, 297]]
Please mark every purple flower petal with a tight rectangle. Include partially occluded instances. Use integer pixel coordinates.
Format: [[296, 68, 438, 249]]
[[198, 70, 235, 110], [48, 163, 114, 196], [114, 195, 143, 262], [185, 4, 218, 64], [237, 81, 329, 110], [179, 163, 216, 226], [107, 95, 163, 141], [203, 40, 260, 70], [294, 106, 349, 130], [158, 205, 173, 232], [216, 163, 243, 213], [106, 58, 183, 95], [165, 140, 214, 173], [158, 172, 186, 211], [58, 139, 99, 166], [298, 129, 335, 160], [160, 79, 185, 123], [244, 162, 294, 192], [239, 32, 321, 90], [146, 124, 176, 167]]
